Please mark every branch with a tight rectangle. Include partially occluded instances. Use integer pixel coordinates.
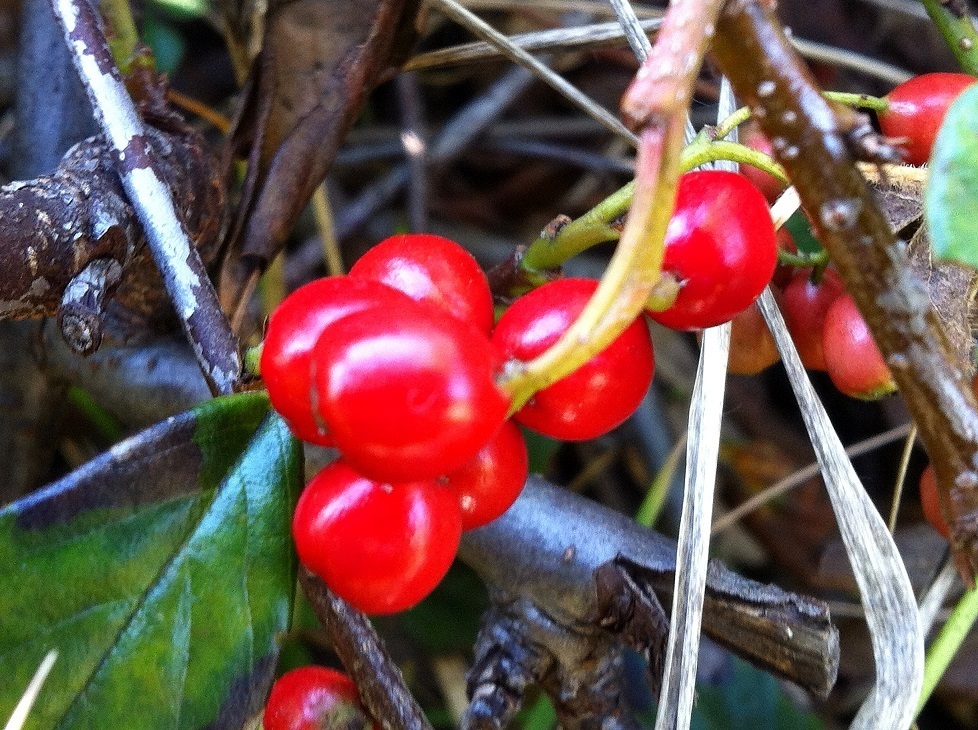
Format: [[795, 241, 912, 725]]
[[459, 477, 839, 698], [299, 569, 433, 730], [49, 0, 240, 395], [710, 0, 978, 585]]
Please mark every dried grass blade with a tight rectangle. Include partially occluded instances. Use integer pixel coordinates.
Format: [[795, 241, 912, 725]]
[[654, 323, 730, 730], [757, 287, 923, 729]]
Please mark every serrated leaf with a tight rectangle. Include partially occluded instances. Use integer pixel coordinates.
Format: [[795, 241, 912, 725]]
[[1, 392, 303, 729], [926, 83, 978, 268]]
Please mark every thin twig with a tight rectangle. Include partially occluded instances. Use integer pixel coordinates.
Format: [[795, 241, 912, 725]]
[[888, 425, 919, 533], [712, 422, 915, 534], [49, 0, 240, 395], [395, 72, 429, 233], [300, 569, 433, 730], [405, 17, 663, 70], [426, 0, 638, 145]]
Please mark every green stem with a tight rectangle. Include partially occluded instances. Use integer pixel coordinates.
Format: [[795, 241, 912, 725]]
[[101, 0, 144, 73], [823, 90, 889, 112], [519, 139, 787, 279], [777, 248, 830, 268], [712, 105, 752, 140], [920, 0, 978, 76], [244, 343, 264, 377], [916, 584, 978, 714]]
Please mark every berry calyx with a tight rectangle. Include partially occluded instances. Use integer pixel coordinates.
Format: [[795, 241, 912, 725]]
[[493, 278, 655, 441], [312, 302, 509, 482], [260, 277, 411, 445], [646, 170, 778, 331], [292, 460, 463, 615], [349, 233, 495, 335], [878, 72, 976, 166], [263, 666, 375, 730], [919, 464, 950, 540], [444, 419, 529, 530], [781, 268, 845, 371], [822, 293, 896, 399]]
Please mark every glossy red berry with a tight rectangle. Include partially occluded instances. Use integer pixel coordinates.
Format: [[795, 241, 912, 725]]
[[646, 171, 778, 331], [312, 302, 509, 482], [492, 278, 654, 441], [879, 72, 976, 166], [822, 293, 896, 399], [444, 419, 528, 530], [350, 233, 495, 335], [781, 268, 845, 371], [264, 666, 375, 730], [261, 277, 411, 445], [919, 464, 950, 540], [293, 460, 463, 614]]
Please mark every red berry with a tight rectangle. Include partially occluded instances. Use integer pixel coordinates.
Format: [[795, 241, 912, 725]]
[[727, 290, 782, 376], [261, 277, 411, 445], [646, 171, 778, 331], [312, 303, 509, 482], [350, 233, 495, 335], [822, 293, 896, 399], [740, 124, 787, 203], [920, 464, 950, 540], [445, 419, 528, 530], [293, 460, 462, 614], [878, 72, 976, 166], [264, 666, 375, 730], [781, 268, 845, 371], [492, 278, 654, 441]]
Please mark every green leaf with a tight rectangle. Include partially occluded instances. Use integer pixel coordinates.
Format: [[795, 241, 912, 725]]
[[926, 83, 978, 268], [1, 393, 303, 729]]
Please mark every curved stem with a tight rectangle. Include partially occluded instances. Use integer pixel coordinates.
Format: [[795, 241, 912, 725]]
[[920, 0, 978, 76]]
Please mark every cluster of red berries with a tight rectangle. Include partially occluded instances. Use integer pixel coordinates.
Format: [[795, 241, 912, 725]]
[[264, 666, 375, 730], [728, 263, 896, 400], [263, 169, 780, 615]]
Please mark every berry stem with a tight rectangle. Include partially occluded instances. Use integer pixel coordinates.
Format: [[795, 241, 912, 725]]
[[919, 0, 978, 76], [822, 90, 889, 112], [711, 0, 978, 585], [515, 140, 785, 284]]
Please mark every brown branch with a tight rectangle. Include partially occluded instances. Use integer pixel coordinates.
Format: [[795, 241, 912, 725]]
[[710, 0, 978, 585], [299, 569, 433, 730], [0, 121, 224, 340]]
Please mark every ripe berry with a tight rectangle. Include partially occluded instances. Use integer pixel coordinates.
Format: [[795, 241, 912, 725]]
[[445, 419, 528, 530], [878, 72, 976, 166], [492, 278, 654, 441], [350, 233, 495, 334], [312, 302, 509, 482], [727, 291, 781, 376], [646, 171, 778, 331], [822, 293, 896, 399], [919, 464, 950, 540], [781, 268, 845, 371], [264, 666, 375, 730], [293, 460, 463, 614], [261, 278, 412, 445]]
